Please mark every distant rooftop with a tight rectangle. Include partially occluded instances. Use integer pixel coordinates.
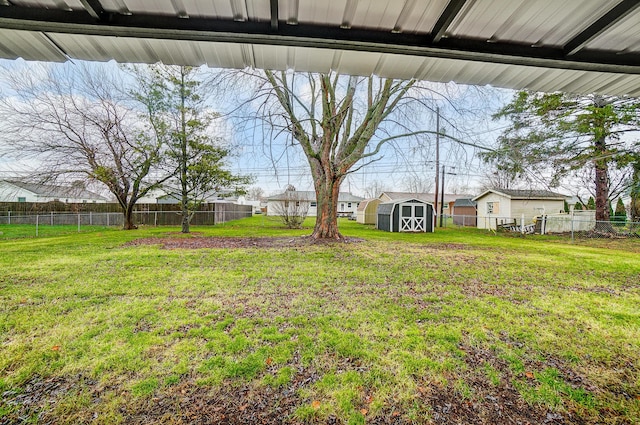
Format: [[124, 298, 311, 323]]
[[267, 190, 363, 203], [474, 189, 568, 201], [2, 179, 107, 201]]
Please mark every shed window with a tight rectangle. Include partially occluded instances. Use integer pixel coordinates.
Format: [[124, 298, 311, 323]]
[[487, 202, 500, 214], [17, 197, 26, 203]]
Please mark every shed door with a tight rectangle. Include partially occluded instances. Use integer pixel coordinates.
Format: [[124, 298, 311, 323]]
[[400, 203, 426, 232]]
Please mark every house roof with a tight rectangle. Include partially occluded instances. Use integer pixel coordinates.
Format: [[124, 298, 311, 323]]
[[267, 190, 363, 203], [1, 1, 640, 96], [381, 192, 474, 204], [1, 179, 107, 201], [473, 189, 568, 202], [453, 198, 477, 207]]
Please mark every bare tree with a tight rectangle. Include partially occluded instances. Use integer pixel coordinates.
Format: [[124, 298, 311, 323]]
[[363, 180, 390, 199], [246, 186, 265, 201], [403, 175, 434, 194], [270, 186, 309, 229], [0, 63, 168, 229], [226, 70, 417, 239]]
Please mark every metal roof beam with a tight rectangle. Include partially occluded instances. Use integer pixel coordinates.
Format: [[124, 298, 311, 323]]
[[78, 0, 107, 21], [270, 0, 278, 31], [430, 0, 468, 43], [1, 5, 639, 74], [564, 0, 640, 56]]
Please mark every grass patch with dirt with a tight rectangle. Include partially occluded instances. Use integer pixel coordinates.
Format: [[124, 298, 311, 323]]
[[1, 216, 639, 424]]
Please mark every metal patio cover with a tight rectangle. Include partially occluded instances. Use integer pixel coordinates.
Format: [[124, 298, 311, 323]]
[[1, 0, 639, 96]]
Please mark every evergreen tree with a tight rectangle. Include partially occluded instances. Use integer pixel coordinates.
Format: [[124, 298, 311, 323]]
[[484, 91, 640, 222], [135, 65, 250, 233], [613, 198, 627, 226]]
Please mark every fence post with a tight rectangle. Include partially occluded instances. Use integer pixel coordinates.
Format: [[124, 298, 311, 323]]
[[7, 211, 10, 225], [78, 213, 81, 233], [51, 211, 54, 226], [107, 212, 110, 227], [521, 214, 525, 235], [89, 211, 92, 226], [571, 212, 575, 243], [154, 211, 158, 227], [36, 214, 39, 237]]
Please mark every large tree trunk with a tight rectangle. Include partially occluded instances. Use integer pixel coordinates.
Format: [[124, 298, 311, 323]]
[[594, 161, 609, 222], [593, 134, 610, 222], [311, 166, 344, 240], [123, 205, 137, 230], [181, 198, 190, 233]]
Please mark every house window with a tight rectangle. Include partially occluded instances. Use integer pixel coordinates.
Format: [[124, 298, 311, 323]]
[[284, 201, 289, 208], [340, 203, 345, 210], [295, 201, 300, 207], [17, 197, 26, 203], [487, 202, 500, 214], [310, 202, 317, 207], [347, 203, 352, 208]]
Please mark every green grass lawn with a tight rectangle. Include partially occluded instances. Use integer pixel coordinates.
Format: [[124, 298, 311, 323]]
[[1, 217, 638, 424]]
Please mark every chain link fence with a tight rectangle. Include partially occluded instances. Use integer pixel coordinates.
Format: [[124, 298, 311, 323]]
[[0, 207, 252, 237], [441, 213, 640, 240]]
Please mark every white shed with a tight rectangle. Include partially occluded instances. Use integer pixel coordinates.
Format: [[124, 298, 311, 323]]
[[473, 189, 568, 230]]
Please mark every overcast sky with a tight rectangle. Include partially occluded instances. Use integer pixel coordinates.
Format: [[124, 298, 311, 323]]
[[0, 58, 513, 198]]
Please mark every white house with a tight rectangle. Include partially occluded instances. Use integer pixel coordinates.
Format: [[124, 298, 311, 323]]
[[266, 190, 363, 217], [0, 180, 108, 203], [473, 189, 568, 230]]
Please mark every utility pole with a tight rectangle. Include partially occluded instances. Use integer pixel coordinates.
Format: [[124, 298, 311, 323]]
[[434, 107, 440, 220], [440, 165, 446, 227]]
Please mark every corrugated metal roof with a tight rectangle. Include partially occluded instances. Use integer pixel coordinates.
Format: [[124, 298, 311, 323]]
[[1, 0, 639, 96]]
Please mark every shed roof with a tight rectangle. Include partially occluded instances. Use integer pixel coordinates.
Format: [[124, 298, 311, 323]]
[[1, 1, 639, 96], [473, 189, 568, 202], [381, 192, 473, 204], [357, 198, 380, 212], [378, 198, 433, 209]]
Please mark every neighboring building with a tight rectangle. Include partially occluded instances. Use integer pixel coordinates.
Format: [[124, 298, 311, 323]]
[[137, 189, 239, 204], [266, 190, 363, 217], [473, 189, 568, 230], [378, 192, 474, 216], [0, 180, 107, 203], [356, 198, 381, 224], [452, 198, 477, 227], [376, 198, 434, 233]]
